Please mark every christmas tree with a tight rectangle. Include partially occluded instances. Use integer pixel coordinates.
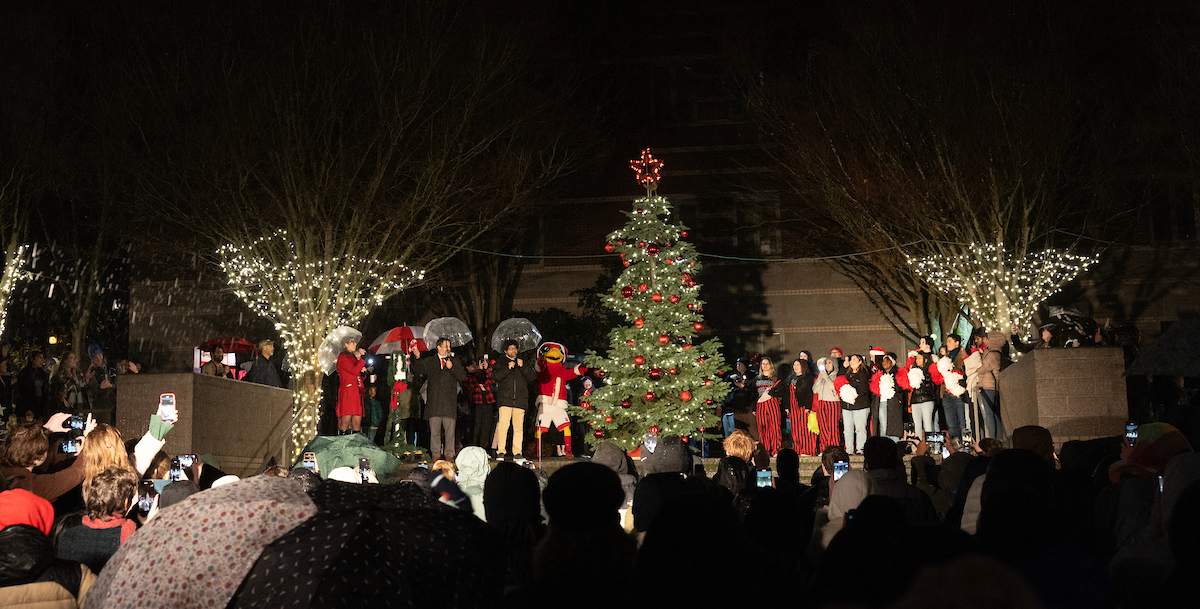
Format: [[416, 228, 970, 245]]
[[577, 150, 729, 450]]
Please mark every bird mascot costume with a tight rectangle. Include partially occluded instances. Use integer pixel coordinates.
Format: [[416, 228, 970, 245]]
[[535, 341, 583, 458]]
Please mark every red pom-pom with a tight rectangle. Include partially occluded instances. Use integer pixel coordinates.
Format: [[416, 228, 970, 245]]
[[680, 390, 692, 402], [669, 294, 680, 303], [634, 318, 645, 328], [645, 391, 656, 402], [634, 355, 645, 366], [621, 286, 634, 299], [652, 292, 662, 302]]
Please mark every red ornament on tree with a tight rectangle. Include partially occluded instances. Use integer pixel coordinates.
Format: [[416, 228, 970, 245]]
[[697, 356, 707, 363], [668, 368, 677, 375], [645, 391, 656, 402], [651, 292, 662, 302], [681, 230, 689, 237], [634, 355, 646, 366], [680, 390, 692, 402], [605, 416, 613, 423], [683, 343, 692, 350], [621, 286, 634, 299], [594, 430, 605, 438], [682, 272, 692, 282], [638, 283, 648, 293], [693, 322, 704, 331], [648, 367, 663, 380], [605, 242, 615, 253], [704, 379, 713, 386], [649, 425, 661, 434], [687, 304, 695, 310], [627, 339, 636, 346], [706, 399, 715, 405], [620, 398, 632, 408], [658, 334, 670, 344], [647, 244, 659, 256], [669, 294, 680, 303], [623, 260, 630, 267], [634, 317, 645, 328], [638, 241, 646, 247], [581, 401, 591, 410]]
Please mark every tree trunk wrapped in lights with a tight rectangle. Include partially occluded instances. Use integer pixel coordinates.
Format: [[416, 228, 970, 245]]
[[0, 170, 28, 341], [577, 151, 729, 450]]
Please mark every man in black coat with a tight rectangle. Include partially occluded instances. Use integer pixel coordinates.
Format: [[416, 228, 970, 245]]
[[490, 340, 536, 460], [411, 338, 466, 460], [246, 339, 282, 388]]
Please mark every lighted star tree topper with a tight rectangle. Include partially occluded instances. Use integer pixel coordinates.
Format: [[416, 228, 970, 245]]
[[906, 242, 1097, 331], [577, 150, 728, 450], [218, 229, 424, 457]]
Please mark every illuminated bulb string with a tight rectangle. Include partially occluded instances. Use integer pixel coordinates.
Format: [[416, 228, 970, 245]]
[[217, 231, 426, 458], [0, 244, 27, 340], [905, 242, 1097, 330]]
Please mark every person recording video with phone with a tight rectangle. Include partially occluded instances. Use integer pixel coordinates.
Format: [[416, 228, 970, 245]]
[[0, 412, 96, 502]]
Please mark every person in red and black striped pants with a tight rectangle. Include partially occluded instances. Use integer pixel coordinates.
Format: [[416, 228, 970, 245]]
[[812, 356, 844, 451], [774, 358, 819, 456], [754, 357, 782, 456]]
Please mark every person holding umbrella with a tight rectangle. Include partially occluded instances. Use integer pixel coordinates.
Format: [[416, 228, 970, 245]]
[[337, 336, 368, 435]]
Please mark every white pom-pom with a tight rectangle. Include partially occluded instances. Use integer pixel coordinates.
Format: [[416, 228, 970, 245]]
[[839, 384, 859, 404], [945, 371, 966, 396], [880, 374, 896, 401], [907, 367, 924, 388], [937, 356, 953, 374]]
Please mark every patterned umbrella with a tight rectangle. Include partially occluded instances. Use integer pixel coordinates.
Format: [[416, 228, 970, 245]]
[[85, 476, 316, 609], [423, 317, 473, 348], [317, 326, 363, 375], [490, 318, 542, 353], [367, 326, 427, 355]]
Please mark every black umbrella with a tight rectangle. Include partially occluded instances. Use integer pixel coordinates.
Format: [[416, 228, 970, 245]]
[[228, 480, 503, 608]]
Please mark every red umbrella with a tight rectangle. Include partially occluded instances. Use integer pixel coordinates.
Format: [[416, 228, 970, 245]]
[[368, 326, 427, 354], [198, 336, 258, 354]]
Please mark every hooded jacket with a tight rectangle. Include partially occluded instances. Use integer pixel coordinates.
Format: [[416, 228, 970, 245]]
[[976, 332, 1007, 391], [591, 442, 638, 507], [812, 358, 840, 402], [455, 446, 490, 521]]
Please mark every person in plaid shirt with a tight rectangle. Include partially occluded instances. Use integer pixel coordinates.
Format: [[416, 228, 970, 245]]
[[465, 357, 496, 449]]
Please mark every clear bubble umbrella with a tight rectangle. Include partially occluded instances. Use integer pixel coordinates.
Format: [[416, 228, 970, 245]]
[[423, 317, 473, 348], [490, 318, 542, 354], [318, 326, 363, 375]]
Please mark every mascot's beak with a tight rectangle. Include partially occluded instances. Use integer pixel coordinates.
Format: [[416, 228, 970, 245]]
[[544, 347, 564, 362]]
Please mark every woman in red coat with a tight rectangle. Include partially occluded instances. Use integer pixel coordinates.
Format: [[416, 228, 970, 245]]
[[337, 337, 367, 434]]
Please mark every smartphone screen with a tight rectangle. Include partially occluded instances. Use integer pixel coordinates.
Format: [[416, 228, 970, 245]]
[[925, 431, 946, 444], [169, 458, 183, 481], [1125, 422, 1138, 446], [756, 469, 772, 488], [302, 451, 318, 473], [833, 460, 849, 482], [158, 393, 178, 424], [61, 439, 80, 454], [67, 415, 87, 430], [358, 458, 370, 483], [177, 454, 196, 468], [137, 480, 158, 512]]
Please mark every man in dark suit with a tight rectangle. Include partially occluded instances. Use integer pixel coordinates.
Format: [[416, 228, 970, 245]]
[[411, 338, 465, 460]]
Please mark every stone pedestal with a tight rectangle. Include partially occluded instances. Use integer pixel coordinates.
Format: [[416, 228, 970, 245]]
[[996, 347, 1128, 444], [116, 373, 294, 477]]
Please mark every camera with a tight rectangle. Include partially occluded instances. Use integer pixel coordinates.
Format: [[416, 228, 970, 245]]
[[60, 438, 81, 454], [924, 431, 946, 444], [177, 454, 196, 468], [1125, 421, 1138, 446], [67, 414, 87, 430], [832, 460, 849, 482]]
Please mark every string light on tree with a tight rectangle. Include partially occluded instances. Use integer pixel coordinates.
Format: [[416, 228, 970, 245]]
[[217, 230, 425, 459], [575, 150, 728, 449], [905, 241, 1097, 331]]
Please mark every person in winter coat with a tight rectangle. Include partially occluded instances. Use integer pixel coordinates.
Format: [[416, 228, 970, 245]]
[[840, 355, 873, 455], [901, 351, 940, 441], [54, 466, 142, 574], [974, 331, 1007, 440], [727, 358, 759, 441], [939, 333, 969, 439], [812, 357, 843, 451], [773, 358, 818, 456], [0, 489, 95, 609], [411, 338, 467, 460], [454, 446, 490, 521], [336, 336, 367, 434], [592, 441, 639, 529], [870, 354, 903, 440], [754, 358, 783, 456], [491, 340, 536, 460]]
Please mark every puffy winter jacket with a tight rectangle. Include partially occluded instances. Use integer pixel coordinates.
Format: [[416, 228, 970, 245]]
[[490, 356, 536, 409]]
